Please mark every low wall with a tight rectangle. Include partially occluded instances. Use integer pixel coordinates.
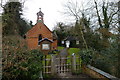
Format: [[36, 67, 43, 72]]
[[82, 65, 119, 80]]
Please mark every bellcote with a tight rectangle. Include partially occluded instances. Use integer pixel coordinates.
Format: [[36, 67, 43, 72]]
[[37, 8, 44, 23]]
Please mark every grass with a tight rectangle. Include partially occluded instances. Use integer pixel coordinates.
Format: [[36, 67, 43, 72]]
[[58, 46, 80, 56], [42, 47, 82, 75], [42, 55, 51, 66], [68, 48, 80, 56], [67, 47, 82, 72], [46, 55, 51, 59], [57, 46, 64, 50], [42, 54, 57, 68], [42, 46, 64, 67]]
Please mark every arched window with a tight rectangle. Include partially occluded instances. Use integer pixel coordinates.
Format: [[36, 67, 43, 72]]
[[38, 34, 42, 45], [38, 34, 42, 41]]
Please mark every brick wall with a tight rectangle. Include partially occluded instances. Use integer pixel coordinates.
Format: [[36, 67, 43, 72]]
[[26, 37, 38, 50], [26, 22, 57, 50]]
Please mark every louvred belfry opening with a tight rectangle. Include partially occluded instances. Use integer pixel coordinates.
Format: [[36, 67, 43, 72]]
[[37, 8, 44, 23]]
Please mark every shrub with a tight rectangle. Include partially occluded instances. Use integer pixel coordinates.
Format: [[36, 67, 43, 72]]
[[78, 49, 95, 65], [2, 36, 44, 80], [94, 42, 120, 77], [18, 49, 44, 80], [91, 41, 120, 78]]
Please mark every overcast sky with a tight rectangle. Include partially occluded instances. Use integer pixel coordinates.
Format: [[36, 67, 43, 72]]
[[1, 0, 118, 30], [22, 0, 118, 30], [22, 0, 88, 30], [0, 0, 87, 30], [22, 0, 67, 30]]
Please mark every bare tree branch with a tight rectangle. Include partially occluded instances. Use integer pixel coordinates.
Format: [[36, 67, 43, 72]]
[[63, 0, 89, 50], [109, 10, 119, 24], [0, 0, 5, 8], [94, 0, 103, 28]]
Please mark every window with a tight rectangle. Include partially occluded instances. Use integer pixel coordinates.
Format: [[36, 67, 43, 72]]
[[76, 41, 79, 44], [38, 34, 42, 41], [38, 34, 42, 45]]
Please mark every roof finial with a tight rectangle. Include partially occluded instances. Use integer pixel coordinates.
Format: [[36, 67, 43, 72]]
[[39, 8, 41, 11]]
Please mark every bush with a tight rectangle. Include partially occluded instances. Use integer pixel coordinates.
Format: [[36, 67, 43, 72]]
[[78, 49, 95, 65], [91, 41, 120, 78], [18, 50, 44, 80], [2, 36, 44, 80], [3, 49, 43, 80], [96, 42, 119, 77]]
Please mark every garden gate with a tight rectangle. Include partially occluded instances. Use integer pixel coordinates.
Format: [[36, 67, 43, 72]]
[[42, 54, 81, 75]]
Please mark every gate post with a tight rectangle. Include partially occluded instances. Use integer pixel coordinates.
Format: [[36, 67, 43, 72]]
[[51, 55, 56, 75], [71, 53, 76, 74]]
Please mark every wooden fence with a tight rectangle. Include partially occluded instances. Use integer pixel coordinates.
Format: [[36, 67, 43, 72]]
[[42, 54, 81, 75], [42, 54, 120, 80]]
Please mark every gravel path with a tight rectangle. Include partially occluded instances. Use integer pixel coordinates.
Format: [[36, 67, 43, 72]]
[[59, 48, 68, 56]]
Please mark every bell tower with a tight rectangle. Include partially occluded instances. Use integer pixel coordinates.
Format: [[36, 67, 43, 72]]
[[37, 8, 44, 23]]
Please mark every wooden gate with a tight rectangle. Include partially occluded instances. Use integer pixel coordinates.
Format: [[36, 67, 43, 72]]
[[56, 56, 71, 73], [42, 54, 81, 75]]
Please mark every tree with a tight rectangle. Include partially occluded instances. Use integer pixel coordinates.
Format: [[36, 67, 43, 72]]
[[30, 20, 33, 27], [64, 0, 89, 50], [53, 22, 68, 46], [2, 1, 30, 36], [2, 2, 22, 35], [94, 0, 119, 48], [118, 1, 120, 34], [0, 0, 26, 8], [62, 0, 120, 77]]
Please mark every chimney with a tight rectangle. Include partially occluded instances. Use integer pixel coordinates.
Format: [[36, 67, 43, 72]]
[[37, 8, 44, 23]]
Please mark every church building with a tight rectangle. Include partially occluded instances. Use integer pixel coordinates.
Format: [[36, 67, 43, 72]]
[[26, 9, 57, 54]]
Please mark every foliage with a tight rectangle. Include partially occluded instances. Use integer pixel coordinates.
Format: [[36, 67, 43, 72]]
[[78, 49, 95, 65], [22, 49, 43, 80], [93, 40, 120, 77], [2, 36, 43, 80], [48, 50, 60, 54], [2, 2, 30, 36], [78, 37, 120, 77], [78, 39, 120, 77], [29, 20, 34, 28], [84, 32, 105, 51], [18, 18, 31, 36], [53, 22, 71, 46], [74, 17, 89, 49], [94, 0, 118, 48], [53, 0, 119, 78]]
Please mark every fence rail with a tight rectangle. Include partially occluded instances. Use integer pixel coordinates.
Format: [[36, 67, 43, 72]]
[[42, 55, 81, 75]]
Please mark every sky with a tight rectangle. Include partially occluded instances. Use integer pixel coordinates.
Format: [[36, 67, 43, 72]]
[[22, 0, 70, 30], [1, 0, 118, 30], [0, 0, 86, 30], [22, 0, 113, 30]]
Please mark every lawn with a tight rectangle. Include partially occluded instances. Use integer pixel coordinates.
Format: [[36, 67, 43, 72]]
[[42, 47, 82, 74], [65, 47, 81, 64], [57, 46, 64, 50], [68, 48, 80, 56], [43, 47, 81, 66], [67, 47, 82, 73], [58, 46, 80, 56]]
